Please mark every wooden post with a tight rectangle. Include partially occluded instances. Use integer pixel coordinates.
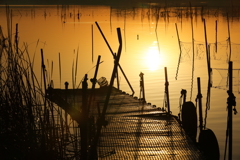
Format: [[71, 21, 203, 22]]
[[64, 82, 69, 140], [80, 74, 88, 159], [228, 61, 233, 160], [179, 89, 187, 121], [181, 89, 187, 104], [92, 24, 94, 63], [90, 27, 123, 159], [101, 27, 122, 126], [227, 13, 232, 62], [164, 67, 171, 114], [95, 22, 134, 96], [197, 77, 203, 132], [203, 19, 211, 77], [190, 2, 195, 101], [113, 53, 120, 90], [215, 20, 218, 53], [116, 53, 120, 90], [175, 23, 182, 80], [139, 72, 146, 102], [88, 55, 101, 113]]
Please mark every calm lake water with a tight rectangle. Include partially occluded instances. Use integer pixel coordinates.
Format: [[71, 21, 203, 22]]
[[0, 4, 240, 159]]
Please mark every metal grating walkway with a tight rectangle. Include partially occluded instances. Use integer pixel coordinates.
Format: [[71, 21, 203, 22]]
[[48, 87, 206, 159], [94, 88, 206, 160], [98, 115, 205, 160]]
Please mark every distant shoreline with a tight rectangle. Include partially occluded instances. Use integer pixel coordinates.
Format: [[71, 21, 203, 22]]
[[1, 0, 240, 8]]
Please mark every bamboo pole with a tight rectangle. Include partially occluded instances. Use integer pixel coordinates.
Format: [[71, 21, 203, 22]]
[[204, 44, 212, 129], [175, 23, 182, 80], [190, 2, 195, 101], [95, 21, 135, 95], [101, 27, 122, 133], [227, 61, 233, 160], [124, 9, 127, 52], [90, 28, 122, 159], [88, 55, 101, 113], [197, 77, 203, 132], [164, 67, 171, 114], [139, 72, 146, 102], [110, 7, 112, 33], [59, 53, 62, 88], [92, 24, 94, 63], [203, 19, 211, 77], [80, 74, 88, 159], [115, 53, 120, 90], [64, 81, 69, 140], [215, 20, 218, 53], [227, 13, 232, 62]]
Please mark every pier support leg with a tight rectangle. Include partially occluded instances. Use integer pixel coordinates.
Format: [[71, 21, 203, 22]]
[[80, 74, 88, 159], [139, 72, 146, 103]]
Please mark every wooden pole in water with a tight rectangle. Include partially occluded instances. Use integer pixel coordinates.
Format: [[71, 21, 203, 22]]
[[190, 2, 195, 101], [92, 55, 101, 89], [227, 13, 232, 62], [139, 72, 146, 102], [215, 20, 218, 53], [124, 9, 126, 52], [88, 55, 101, 113], [101, 27, 122, 124], [92, 24, 94, 63], [64, 82, 69, 140], [118, 64, 134, 95], [95, 21, 115, 57], [197, 77, 203, 132], [164, 67, 171, 114], [80, 74, 88, 159], [59, 53, 62, 88], [203, 19, 211, 79], [110, 7, 112, 33], [90, 28, 122, 159], [175, 23, 182, 80], [228, 61, 233, 160], [203, 19, 208, 66], [115, 53, 120, 90], [95, 21, 135, 95], [182, 89, 187, 103]]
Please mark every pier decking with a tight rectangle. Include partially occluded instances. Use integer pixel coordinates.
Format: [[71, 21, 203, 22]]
[[47, 86, 206, 159]]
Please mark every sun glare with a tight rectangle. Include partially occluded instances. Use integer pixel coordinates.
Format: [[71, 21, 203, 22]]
[[145, 45, 162, 71]]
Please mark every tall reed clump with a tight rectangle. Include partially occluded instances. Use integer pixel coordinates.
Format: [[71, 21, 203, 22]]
[[0, 6, 80, 159]]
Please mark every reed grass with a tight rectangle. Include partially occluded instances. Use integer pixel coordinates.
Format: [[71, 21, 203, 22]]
[[0, 6, 81, 159]]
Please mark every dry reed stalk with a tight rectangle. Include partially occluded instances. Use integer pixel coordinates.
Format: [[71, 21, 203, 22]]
[[0, 5, 82, 159]]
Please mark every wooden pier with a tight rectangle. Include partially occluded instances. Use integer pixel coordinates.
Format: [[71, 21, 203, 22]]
[[47, 86, 206, 159]]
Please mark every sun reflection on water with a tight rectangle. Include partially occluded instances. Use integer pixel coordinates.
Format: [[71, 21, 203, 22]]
[[144, 41, 163, 71]]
